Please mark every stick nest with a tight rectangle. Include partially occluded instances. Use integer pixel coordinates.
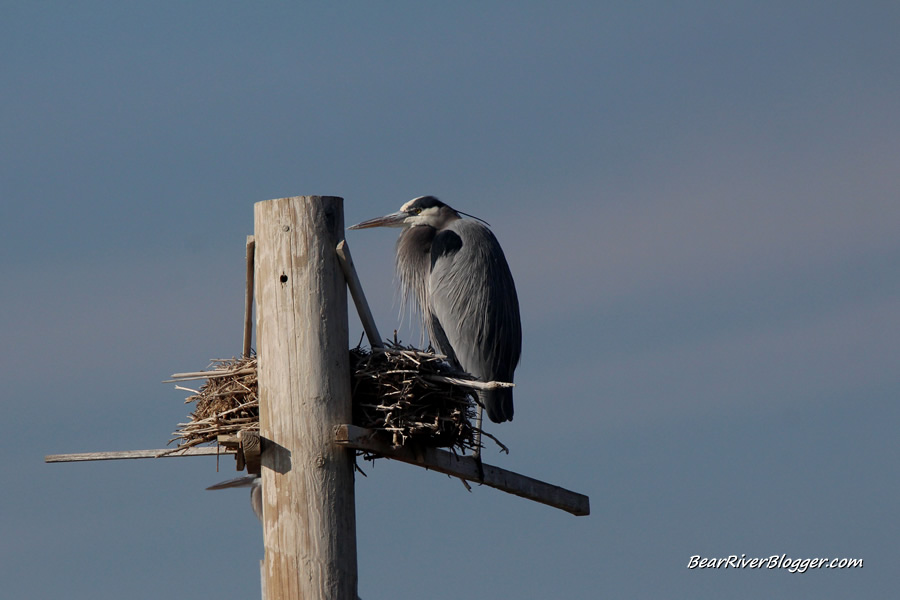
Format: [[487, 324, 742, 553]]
[[168, 357, 259, 453], [169, 342, 501, 456], [350, 343, 477, 452]]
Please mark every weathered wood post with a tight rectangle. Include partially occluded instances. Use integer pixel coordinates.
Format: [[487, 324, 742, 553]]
[[254, 196, 358, 600]]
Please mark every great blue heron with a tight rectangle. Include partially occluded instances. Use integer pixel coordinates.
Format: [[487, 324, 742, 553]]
[[349, 196, 521, 424], [207, 475, 262, 522]]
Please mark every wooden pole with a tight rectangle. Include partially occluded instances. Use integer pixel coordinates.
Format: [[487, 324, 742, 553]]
[[254, 196, 357, 600]]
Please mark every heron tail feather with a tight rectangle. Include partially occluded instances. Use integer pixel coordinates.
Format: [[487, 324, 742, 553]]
[[480, 388, 514, 424]]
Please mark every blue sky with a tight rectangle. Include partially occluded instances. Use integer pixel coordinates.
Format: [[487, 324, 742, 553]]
[[2, 2, 898, 598]]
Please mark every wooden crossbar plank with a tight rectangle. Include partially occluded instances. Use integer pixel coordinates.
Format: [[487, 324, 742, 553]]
[[334, 424, 590, 516], [44, 447, 233, 463]]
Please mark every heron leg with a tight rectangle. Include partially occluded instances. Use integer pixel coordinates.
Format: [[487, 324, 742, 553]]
[[473, 404, 484, 460]]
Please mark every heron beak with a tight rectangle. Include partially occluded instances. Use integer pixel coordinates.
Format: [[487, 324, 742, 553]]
[[348, 211, 408, 230]]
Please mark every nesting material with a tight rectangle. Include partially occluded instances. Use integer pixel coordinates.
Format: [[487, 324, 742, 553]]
[[167, 357, 259, 454], [350, 343, 478, 453], [168, 343, 507, 457]]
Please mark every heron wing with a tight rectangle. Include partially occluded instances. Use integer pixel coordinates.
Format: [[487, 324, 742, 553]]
[[427, 220, 521, 385]]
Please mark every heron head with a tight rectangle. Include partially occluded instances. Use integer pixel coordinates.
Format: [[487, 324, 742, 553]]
[[349, 196, 461, 230]]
